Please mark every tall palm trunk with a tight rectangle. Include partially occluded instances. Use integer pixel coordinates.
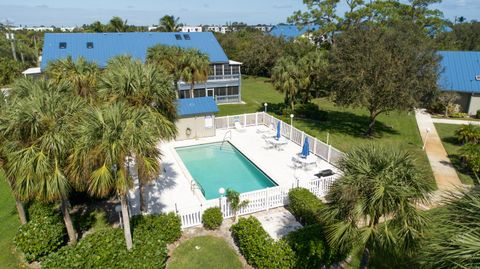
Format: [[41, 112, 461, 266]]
[[139, 181, 146, 212], [189, 80, 195, 98], [15, 199, 27, 225], [61, 199, 77, 244], [120, 194, 133, 250]]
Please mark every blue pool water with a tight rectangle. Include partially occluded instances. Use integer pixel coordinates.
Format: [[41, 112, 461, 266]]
[[175, 142, 277, 200]]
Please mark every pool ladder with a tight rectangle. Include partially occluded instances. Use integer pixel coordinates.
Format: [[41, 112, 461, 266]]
[[220, 130, 232, 150]]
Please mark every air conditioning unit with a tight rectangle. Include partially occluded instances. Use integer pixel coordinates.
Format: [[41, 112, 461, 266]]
[[476, 75, 480, 81]]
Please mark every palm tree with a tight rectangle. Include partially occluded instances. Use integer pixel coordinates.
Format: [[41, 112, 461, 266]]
[[271, 57, 302, 110], [1, 78, 84, 244], [455, 124, 480, 144], [99, 56, 177, 212], [322, 144, 432, 269], [226, 189, 249, 221], [45, 56, 100, 101], [158, 15, 183, 32], [108, 16, 128, 32], [421, 187, 480, 268], [0, 90, 27, 225], [147, 45, 186, 97], [180, 49, 210, 98], [459, 143, 480, 183], [68, 103, 164, 250]]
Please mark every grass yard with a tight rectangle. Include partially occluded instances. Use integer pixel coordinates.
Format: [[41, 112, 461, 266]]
[[220, 76, 435, 188], [0, 171, 21, 269], [167, 236, 243, 269], [434, 123, 477, 185]]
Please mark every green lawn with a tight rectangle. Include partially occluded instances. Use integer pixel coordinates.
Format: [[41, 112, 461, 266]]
[[167, 236, 243, 269], [0, 172, 21, 269], [221, 76, 435, 188], [434, 123, 477, 185]]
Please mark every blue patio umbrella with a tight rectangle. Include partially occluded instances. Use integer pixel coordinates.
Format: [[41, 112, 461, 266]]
[[276, 122, 281, 140], [301, 137, 310, 158]]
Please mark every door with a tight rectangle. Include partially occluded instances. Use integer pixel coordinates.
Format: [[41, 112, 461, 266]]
[[207, 88, 214, 98]]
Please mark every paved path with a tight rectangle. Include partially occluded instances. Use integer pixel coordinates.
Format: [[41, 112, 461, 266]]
[[415, 109, 462, 190], [431, 118, 480, 125]]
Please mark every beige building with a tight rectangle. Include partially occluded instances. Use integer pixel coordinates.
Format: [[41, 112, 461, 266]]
[[176, 97, 219, 141]]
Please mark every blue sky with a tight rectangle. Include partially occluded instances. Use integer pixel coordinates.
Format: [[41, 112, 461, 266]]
[[0, 0, 478, 27]]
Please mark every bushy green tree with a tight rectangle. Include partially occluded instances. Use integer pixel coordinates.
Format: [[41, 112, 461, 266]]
[[328, 22, 440, 135]]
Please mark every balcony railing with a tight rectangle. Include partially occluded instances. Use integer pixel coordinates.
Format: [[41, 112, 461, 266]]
[[208, 74, 241, 81]]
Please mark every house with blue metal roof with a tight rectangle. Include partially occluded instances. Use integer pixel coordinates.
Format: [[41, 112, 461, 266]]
[[438, 51, 480, 115], [176, 97, 219, 140], [40, 32, 242, 104], [269, 24, 321, 39]]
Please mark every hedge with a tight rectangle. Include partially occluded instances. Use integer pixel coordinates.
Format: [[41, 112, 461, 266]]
[[202, 207, 223, 230], [42, 213, 182, 268], [288, 188, 324, 226], [286, 224, 348, 268], [131, 212, 182, 244], [231, 217, 295, 269], [14, 203, 67, 262]]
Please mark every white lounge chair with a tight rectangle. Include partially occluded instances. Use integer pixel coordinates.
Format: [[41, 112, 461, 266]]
[[266, 137, 288, 150], [234, 121, 246, 132], [293, 154, 318, 169]]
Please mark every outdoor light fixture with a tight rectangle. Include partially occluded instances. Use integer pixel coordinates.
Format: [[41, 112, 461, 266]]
[[264, 103, 268, 113], [218, 187, 226, 208], [422, 128, 431, 150]]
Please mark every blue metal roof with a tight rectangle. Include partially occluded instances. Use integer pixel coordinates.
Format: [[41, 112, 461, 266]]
[[41, 32, 229, 70], [177, 97, 219, 117], [269, 24, 320, 39], [438, 51, 480, 93]]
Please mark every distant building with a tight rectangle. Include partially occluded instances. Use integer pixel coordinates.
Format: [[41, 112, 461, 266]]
[[181, 26, 203, 32], [252, 25, 273, 32], [438, 51, 480, 115], [11, 26, 75, 32], [39, 32, 242, 104], [268, 24, 321, 39], [206, 25, 235, 34]]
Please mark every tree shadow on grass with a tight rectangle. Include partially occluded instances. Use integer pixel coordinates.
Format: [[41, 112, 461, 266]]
[[258, 102, 399, 138]]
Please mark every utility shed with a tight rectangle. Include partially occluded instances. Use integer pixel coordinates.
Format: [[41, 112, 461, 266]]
[[176, 97, 219, 141]]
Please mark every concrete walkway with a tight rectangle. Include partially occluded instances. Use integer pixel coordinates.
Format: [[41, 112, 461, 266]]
[[415, 109, 462, 190], [431, 118, 480, 125]]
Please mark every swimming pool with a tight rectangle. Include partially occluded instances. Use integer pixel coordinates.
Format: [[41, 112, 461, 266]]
[[175, 142, 277, 200]]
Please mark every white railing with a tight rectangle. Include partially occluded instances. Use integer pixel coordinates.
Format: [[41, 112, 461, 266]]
[[178, 175, 336, 228], [215, 112, 345, 166]]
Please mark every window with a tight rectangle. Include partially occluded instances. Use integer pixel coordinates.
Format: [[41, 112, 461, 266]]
[[209, 65, 214, 76], [214, 65, 222, 76], [179, 90, 190, 99], [194, 89, 206, 97], [183, 34, 191, 40], [224, 65, 232, 76], [232, 66, 240, 75], [476, 75, 480, 81], [59, 42, 67, 49], [175, 34, 182, 40], [214, 87, 227, 96], [227, 86, 239, 96], [86, 42, 94, 49]]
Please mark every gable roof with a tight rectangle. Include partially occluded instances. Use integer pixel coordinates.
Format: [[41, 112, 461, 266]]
[[177, 97, 219, 117], [438, 51, 480, 94], [41, 32, 229, 70], [269, 24, 320, 39]]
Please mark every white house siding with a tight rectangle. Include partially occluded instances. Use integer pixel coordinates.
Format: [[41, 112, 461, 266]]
[[468, 93, 480, 115]]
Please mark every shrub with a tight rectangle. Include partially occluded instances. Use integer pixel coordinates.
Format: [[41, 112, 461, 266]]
[[292, 103, 328, 121], [288, 188, 324, 226], [477, 109, 480, 119], [286, 224, 347, 268], [202, 207, 223, 230], [455, 124, 480, 144], [231, 217, 295, 269], [131, 212, 182, 244], [450, 112, 469, 118], [14, 203, 67, 262], [42, 228, 168, 269]]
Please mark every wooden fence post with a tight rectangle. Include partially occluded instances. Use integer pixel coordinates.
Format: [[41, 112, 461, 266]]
[[327, 145, 332, 163], [243, 114, 247, 126], [255, 112, 258, 126], [265, 188, 269, 211], [313, 139, 317, 155]]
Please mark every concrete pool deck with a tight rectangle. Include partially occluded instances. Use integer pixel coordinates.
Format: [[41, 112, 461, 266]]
[[129, 125, 340, 215]]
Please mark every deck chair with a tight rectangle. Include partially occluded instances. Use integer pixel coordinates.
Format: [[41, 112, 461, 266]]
[[234, 121, 246, 132]]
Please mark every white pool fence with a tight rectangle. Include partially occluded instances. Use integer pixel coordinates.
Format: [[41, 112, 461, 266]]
[[176, 112, 345, 229]]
